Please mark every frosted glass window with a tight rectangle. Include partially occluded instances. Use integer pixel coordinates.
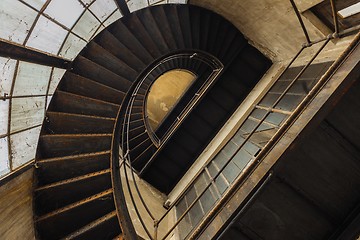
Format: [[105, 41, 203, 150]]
[[44, 0, 85, 28], [26, 16, 68, 55], [46, 96, 53, 109], [48, 68, 66, 94], [104, 10, 122, 27], [22, 0, 47, 11], [10, 97, 45, 133], [13, 61, 52, 96], [90, 0, 118, 22], [149, 0, 166, 5], [127, 0, 149, 13], [0, 100, 9, 136], [73, 10, 101, 41], [0, 137, 10, 177], [59, 33, 87, 60], [0, 0, 38, 44], [10, 126, 41, 169], [0, 58, 17, 95], [168, 0, 187, 3], [92, 25, 105, 40], [80, 0, 95, 6], [338, 2, 360, 18]]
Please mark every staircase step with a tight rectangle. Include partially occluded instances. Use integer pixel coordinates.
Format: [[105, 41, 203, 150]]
[[39, 133, 112, 158], [110, 20, 153, 64], [51, 91, 120, 118], [95, 29, 145, 71], [73, 56, 132, 93], [164, 5, 185, 49], [83, 42, 138, 81], [61, 72, 125, 104], [35, 170, 112, 216], [138, 8, 169, 54], [177, 6, 192, 49], [44, 112, 115, 134], [62, 211, 121, 240], [151, 6, 177, 50], [36, 190, 115, 240], [36, 151, 111, 186]]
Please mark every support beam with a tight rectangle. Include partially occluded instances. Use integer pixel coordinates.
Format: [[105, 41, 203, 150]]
[[0, 39, 71, 69], [114, 0, 130, 16]]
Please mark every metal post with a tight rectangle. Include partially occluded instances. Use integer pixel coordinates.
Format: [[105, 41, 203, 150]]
[[290, 0, 311, 45]]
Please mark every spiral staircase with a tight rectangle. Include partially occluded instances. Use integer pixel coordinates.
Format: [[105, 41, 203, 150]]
[[33, 4, 271, 239]]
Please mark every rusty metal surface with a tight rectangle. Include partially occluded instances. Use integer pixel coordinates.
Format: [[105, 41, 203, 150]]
[[0, 39, 71, 69]]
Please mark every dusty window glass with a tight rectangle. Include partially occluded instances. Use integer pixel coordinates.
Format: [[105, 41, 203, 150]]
[[146, 69, 196, 131]]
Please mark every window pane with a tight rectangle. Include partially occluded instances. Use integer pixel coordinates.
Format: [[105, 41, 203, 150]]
[[127, 0, 149, 13], [22, 0, 47, 11], [13, 61, 52, 96], [59, 33, 87, 60], [73, 10, 101, 41], [104, 10, 122, 27], [48, 68, 66, 95], [89, 0, 118, 22], [44, 0, 84, 28], [10, 97, 45, 133], [0, 0, 38, 44], [0, 100, 9, 135], [26, 16, 68, 55], [10, 126, 41, 169], [0, 137, 10, 177], [0, 57, 17, 95]]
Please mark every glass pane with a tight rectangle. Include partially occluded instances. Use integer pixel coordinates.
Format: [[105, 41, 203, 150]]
[[48, 68, 66, 94], [10, 126, 41, 169], [73, 10, 101, 41], [194, 172, 209, 195], [232, 148, 252, 170], [0, 57, 17, 95], [222, 140, 238, 158], [176, 196, 188, 218], [46, 95, 53, 109], [127, 0, 149, 13], [223, 160, 241, 184], [146, 70, 196, 131], [44, 0, 84, 28], [0, 0, 38, 44], [0, 100, 9, 135], [59, 33, 87, 60], [104, 10, 122, 27], [215, 174, 228, 195], [89, 0, 118, 22], [10, 97, 45, 133], [26, 16, 68, 55], [80, 0, 94, 6], [92, 25, 105, 40], [0, 137, 10, 177], [22, 0, 47, 11], [188, 201, 204, 227], [13, 61, 52, 96], [199, 186, 217, 214]]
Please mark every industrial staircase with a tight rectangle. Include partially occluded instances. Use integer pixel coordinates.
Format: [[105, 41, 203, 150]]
[[33, 4, 270, 239]]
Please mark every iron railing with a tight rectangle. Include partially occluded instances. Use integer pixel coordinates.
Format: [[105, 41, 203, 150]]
[[113, 1, 360, 239]]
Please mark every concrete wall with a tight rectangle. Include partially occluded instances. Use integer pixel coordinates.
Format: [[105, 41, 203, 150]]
[[0, 168, 35, 240]]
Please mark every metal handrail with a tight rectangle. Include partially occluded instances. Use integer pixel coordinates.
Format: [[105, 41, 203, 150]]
[[112, 1, 360, 239]]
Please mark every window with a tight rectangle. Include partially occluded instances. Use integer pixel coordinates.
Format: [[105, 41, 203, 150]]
[[311, 0, 360, 31]]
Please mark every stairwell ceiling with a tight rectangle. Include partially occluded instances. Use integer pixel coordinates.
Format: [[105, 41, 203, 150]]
[[0, 0, 186, 180]]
